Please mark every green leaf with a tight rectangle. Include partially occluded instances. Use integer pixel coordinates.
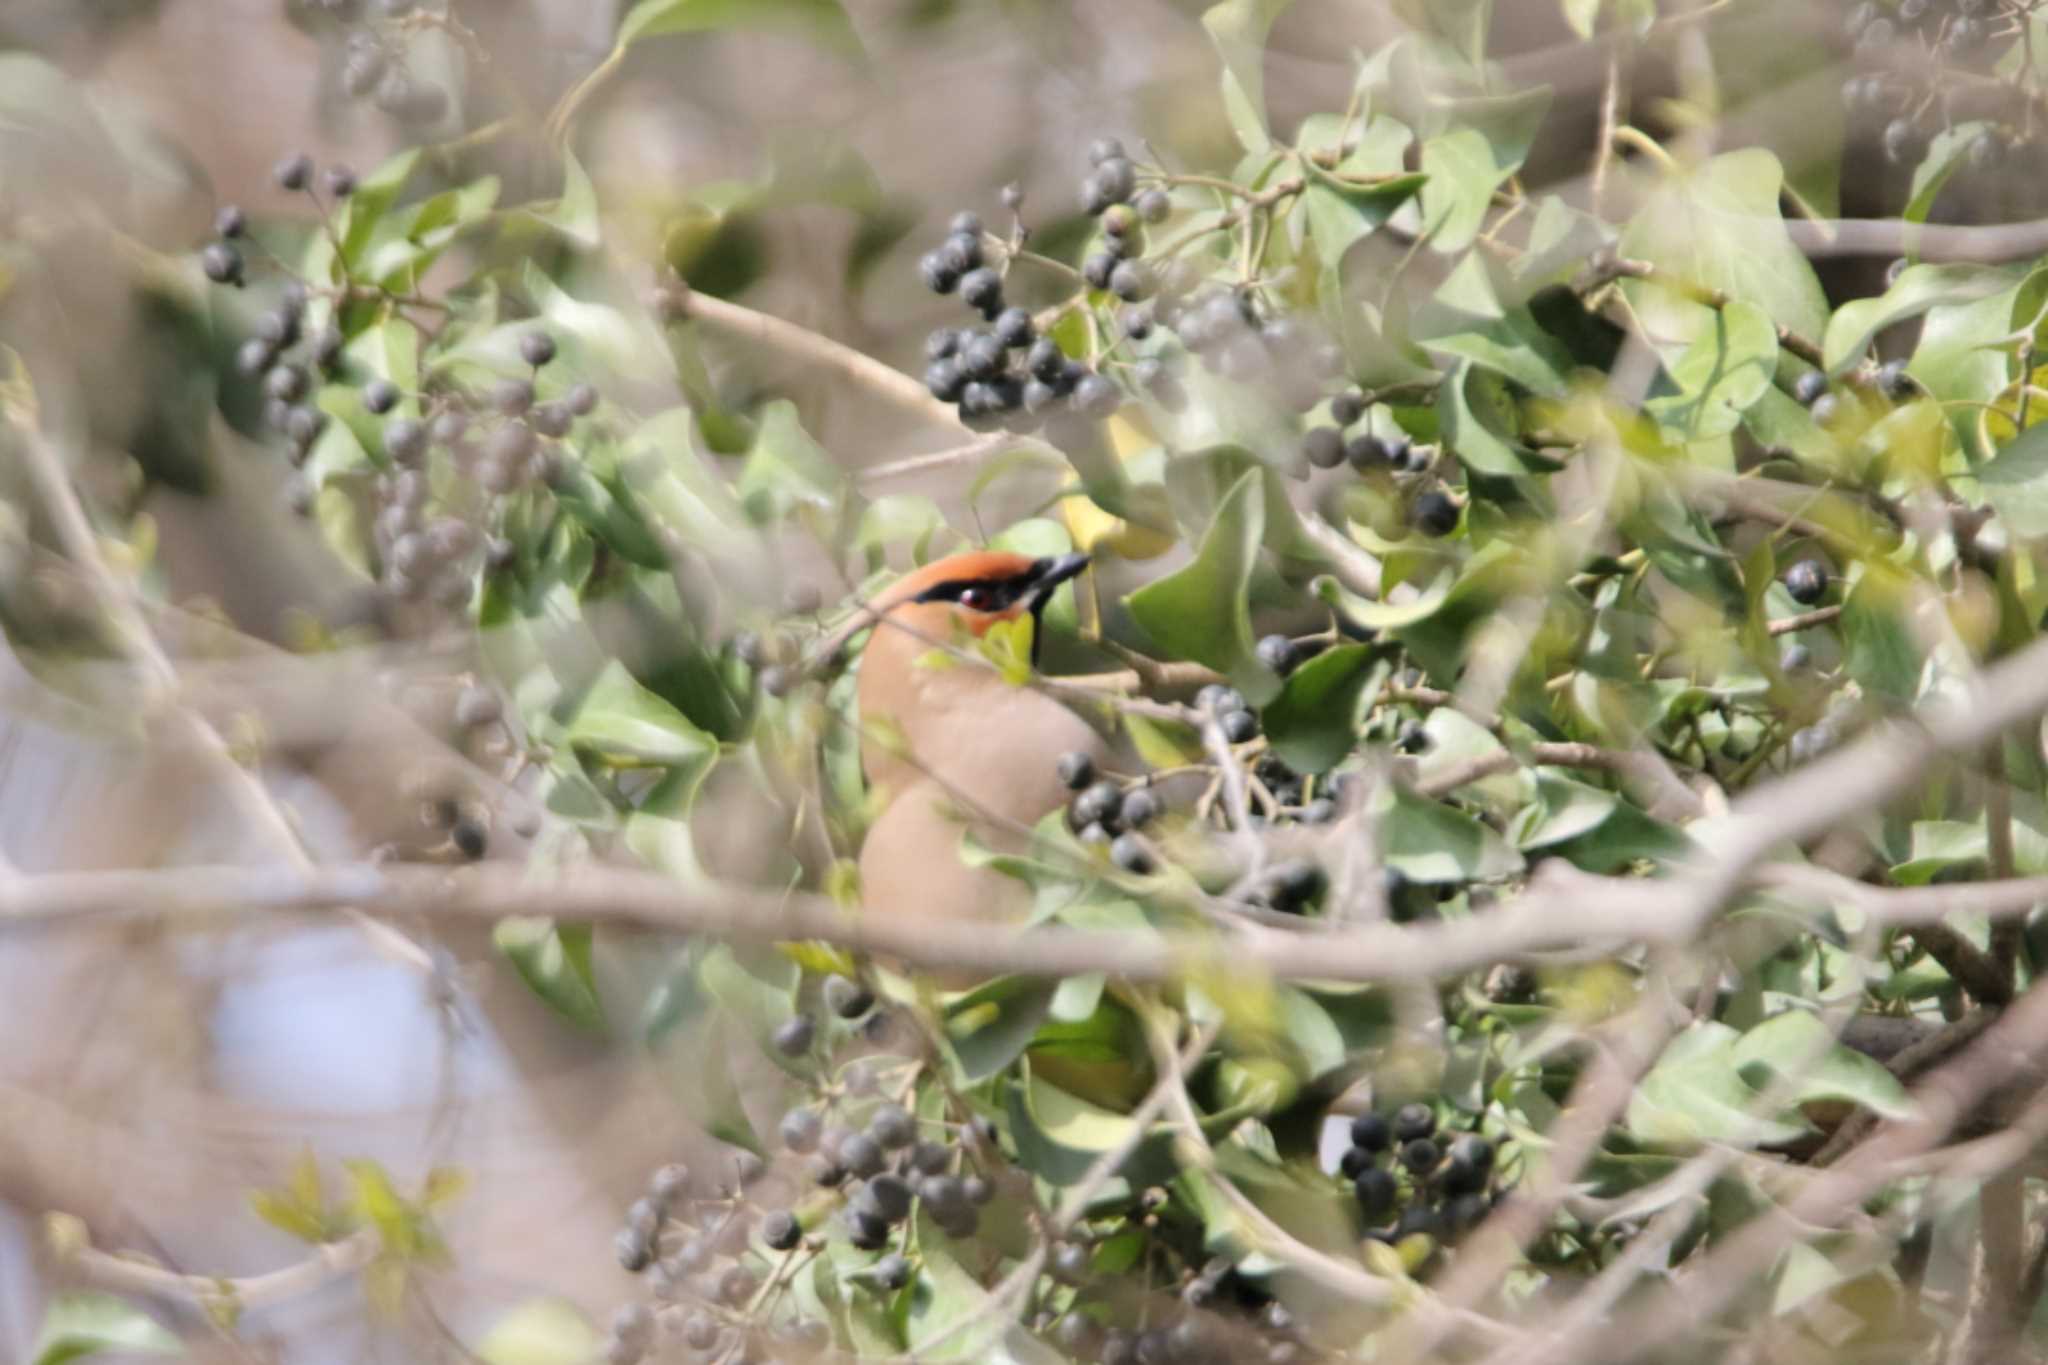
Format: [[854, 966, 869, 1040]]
[[1438, 361, 1541, 479], [1314, 569, 1455, 631], [1379, 786, 1525, 883], [1201, 0, 1298, 154], [1125, 470, 1282, 706], [337, 148, 423, 271], [1972, 421, 2048, 539], [1620, 149, 1829, 348], [1419, 253, 1576, 398], [737, 399, 841, 523], [1731, 1010, 1917, 1121], [903, 1215, 1066, 1363], [1004, 1073, 1176, 1190], [1300, 171, 1427, 272], [1822, 263, 2010, 374], [563, 660, 719, 769], [30, 1294, 180, 1365], [1415, 86, 1552, 254], [1913, 266, 2039, 460], [1644, 299, 1779, 440], [1840, 569, 1924, 703], [526, 149, 600, 249], [1627, 1022, 1807, 1147], [943, 977, 1056, 1084], [474, 1299, 601, 1365], [495, 919, 607, 1033], [618, 0, 865, 60], [1904, 121, 1990, 226], [1262, 644, 1384, 774]]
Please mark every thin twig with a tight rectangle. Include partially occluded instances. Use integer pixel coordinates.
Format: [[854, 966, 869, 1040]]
[[674, 288, 966, 431]]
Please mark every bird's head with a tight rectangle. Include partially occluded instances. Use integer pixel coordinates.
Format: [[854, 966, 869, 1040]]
[[866, 549, 1091, 663]]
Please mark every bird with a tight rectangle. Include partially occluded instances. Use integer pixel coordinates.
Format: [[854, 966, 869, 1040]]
[[833, 549, 1111, 931]]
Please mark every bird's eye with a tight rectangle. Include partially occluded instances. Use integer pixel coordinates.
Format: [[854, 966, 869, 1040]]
[[958, 586, 994, 611]]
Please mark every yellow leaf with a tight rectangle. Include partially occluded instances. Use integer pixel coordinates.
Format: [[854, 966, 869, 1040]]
[[914, 648, 960, 672], [288, 1147, 324, 1213], [422, 1166, 468, 1209]]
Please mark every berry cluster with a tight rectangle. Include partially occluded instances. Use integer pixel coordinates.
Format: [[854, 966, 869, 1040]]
[[1843, 0, 2025, 176], [606, 1154, 832, 1365], [610, 969, 1015, 1363], [925, 134, 1471, 544], [290, 0, 451, 127], [1340, 1104, 1500, 1247], [1057, 749, 1164, 874], [198, 155, 601, 615], [919, 208, 1125, 430]]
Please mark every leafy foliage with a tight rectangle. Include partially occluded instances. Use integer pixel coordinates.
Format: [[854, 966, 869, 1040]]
[[19, 0, 2048, 1360]]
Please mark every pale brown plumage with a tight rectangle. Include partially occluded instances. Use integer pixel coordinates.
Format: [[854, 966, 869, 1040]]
[[849, 551, 1110, 927]]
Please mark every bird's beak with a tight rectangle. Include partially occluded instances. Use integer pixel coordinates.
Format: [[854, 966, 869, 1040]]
[[1024, 552, 1091, 607]]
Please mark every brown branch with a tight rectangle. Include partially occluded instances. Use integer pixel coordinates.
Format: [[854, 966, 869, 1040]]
[[1768, 604, 1843, 636], [8, 416, 433, 975], [671, 288, 966, 432], [1580, 256, 1829, 370], [1592, 975, 2048, 1361], [48, 1214, 376, 1313]]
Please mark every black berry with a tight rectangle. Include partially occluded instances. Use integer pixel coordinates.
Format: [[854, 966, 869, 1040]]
[[824, 974, 874, 1019], [201, 242, 244, 285], [1783, 560, 1829, 606], [273, 153, 314, 191], [772, 1014, 815, 1057]]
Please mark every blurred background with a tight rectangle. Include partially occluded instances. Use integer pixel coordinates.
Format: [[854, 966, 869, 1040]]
[[0, 0, 1997, 1357]]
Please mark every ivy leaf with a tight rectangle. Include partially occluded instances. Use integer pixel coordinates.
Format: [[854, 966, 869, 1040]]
[[337, 149, 422, 271], [1438, 361, 1545, 479], [1730, 1010, 1917, 1121], [699, 941, 800, 1067], [1627, 1022, 1807, 1147], [1904, 121, 1991, 226], [1379, 786, 1525, 883], [30, 1295, 180, 1365], [1620, 149, 1829, 348], [1125, 470, 1282, 706], [527, 149, 600, 248], [1840, 567, 1925, 703], [1004, 1074, 1176, 1189], [943, 976, 1057, 1084], [563, 660, 719, 770], [1970, 420, 2048, 539], [617, 0, 864, 60], [1419, 253, 1576, 398], [1415, 86, 1552, 254], [495, 919, 607, 1034], [737, 399, 841, 523], [1262, 644, 1385, 774], [1911, 265, 2038, 460], [1644, 299, 1779, 440], [1201, 0, 1298, 154], [903, 1215, 1067, 1363], [1822, 263, 2010, 374]]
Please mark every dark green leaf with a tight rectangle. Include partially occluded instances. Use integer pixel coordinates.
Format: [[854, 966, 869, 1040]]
[[1262, 644, 1383, 774], [1125, 470, 1282, 705], [495, 918, 606, 1033]]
